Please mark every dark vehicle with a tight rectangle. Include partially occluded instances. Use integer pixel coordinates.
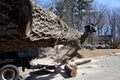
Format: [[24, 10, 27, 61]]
[[0, 48, 38, 80], [0, 48, 58, 80]]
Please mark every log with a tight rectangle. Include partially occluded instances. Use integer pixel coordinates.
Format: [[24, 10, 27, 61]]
[[64, 64, 78, 77], [75, 59, 91, 65]]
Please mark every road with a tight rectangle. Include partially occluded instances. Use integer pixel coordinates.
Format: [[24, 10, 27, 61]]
[[20, 53, 120, 80]]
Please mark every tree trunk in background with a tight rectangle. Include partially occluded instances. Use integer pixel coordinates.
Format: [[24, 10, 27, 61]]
[[64, 0, 75, 28]]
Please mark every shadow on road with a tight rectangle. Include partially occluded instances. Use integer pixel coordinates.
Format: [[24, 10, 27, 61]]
[[25, 69, 71, 80]]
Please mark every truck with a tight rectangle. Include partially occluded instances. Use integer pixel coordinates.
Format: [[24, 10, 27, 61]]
[[0, 0, 96, 80]]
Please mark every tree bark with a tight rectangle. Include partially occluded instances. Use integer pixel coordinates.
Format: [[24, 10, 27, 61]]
[[64, 64, 77, 77]]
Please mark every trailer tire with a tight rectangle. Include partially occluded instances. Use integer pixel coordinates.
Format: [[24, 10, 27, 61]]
[[0, 64, 19, 80]]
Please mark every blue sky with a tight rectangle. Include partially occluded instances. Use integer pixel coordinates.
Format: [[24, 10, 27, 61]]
[[35, 0, 52, 7], [96, 0, 120, 8], [36, 0, 120, 8]]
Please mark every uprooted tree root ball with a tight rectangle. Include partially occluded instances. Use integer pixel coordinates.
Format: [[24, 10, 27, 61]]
[[0, 0, 81, 52]]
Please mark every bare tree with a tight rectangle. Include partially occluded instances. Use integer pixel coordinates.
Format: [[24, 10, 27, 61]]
[[115, 9, 120, 39], [87, 3, 108, 43], [108, 8, 120, 45]]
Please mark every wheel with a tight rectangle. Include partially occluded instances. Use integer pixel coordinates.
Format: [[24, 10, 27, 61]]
[[0, 65, 19, 80], [97, 46, 102, 49], [86, 46, 91, 49]]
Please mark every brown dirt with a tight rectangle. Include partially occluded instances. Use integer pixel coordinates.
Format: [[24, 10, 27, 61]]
[[78, 49, 120, 58]]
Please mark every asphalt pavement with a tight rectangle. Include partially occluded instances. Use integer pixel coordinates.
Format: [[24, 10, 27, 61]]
[[20, 53, 120, 80]]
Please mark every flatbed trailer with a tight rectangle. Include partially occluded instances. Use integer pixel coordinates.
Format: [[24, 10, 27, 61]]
[[0, 48, 58, 80]]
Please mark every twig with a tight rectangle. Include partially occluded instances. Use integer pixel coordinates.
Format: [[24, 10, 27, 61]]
[[0, 19, 8, 24], [0, 1, 12, 10], [0, 12, 10, 19]]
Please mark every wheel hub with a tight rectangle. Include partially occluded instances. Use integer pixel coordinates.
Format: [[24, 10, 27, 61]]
[[2, 69, 15, 80]]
